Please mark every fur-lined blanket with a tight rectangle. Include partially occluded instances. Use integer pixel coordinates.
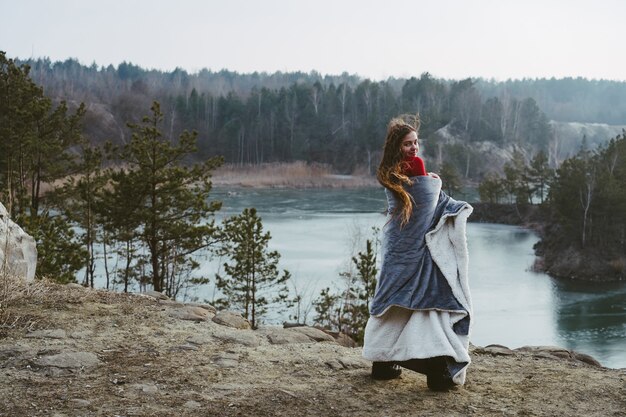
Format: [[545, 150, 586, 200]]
[[362, 175, 473, 384]]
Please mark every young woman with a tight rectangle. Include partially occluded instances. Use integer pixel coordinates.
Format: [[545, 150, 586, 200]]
[[362, 115, 473, 391]]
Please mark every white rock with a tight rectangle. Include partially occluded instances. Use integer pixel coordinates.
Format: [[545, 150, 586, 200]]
[[0, 202, 37, 281]]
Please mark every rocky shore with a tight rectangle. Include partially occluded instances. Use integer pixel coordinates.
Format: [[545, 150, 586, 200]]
[[0, 281, 624, 416]]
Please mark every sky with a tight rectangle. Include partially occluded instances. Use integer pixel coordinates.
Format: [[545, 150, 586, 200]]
[[1, 0, 624, 81]]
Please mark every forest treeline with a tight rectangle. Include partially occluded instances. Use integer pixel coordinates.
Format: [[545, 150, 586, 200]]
[[15, 56, 626, 177], [476, 131, 626, 281]]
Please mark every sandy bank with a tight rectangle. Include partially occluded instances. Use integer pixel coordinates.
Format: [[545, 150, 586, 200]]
[[211, 162, 378, 188]]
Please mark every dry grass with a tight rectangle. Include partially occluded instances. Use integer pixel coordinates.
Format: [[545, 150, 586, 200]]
[[0, 272, 49, 311], [0, 272, 50, 333], [212, 161, 378, 188]]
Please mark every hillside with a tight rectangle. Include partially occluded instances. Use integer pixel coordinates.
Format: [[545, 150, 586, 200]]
[[10, 55, 625, 176], [1, 280, 624, 416]]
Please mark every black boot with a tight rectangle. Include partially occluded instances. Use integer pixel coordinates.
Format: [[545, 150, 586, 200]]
[[371, 361, 402, 380], [425, 357, 455, 391]]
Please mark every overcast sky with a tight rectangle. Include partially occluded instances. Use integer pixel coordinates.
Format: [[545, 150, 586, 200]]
[[1, 0, 624, 81]]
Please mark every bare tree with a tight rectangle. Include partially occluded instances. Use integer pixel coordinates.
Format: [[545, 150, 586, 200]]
[[580, 169, 596, 248]]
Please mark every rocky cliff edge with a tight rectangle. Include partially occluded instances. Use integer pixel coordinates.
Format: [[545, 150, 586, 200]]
[[0, 280, 624, 417]]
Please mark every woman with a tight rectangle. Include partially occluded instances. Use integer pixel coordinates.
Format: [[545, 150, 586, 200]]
[[362, 115, 473, 391]]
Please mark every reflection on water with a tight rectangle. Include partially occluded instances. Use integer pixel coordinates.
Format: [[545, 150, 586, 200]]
[[552, 280, 626, 368]]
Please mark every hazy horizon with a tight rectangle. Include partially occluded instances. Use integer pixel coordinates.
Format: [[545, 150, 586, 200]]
[[2, 0, 625, 82]]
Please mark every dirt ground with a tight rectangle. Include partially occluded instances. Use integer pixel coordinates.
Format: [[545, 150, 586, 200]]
[[0, 282, 624, 417]]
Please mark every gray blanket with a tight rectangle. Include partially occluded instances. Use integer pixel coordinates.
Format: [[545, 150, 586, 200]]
[[370, 175, 472, 336]]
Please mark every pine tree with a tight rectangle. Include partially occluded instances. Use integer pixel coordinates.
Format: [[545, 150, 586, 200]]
[[478, 173, 505, 203], [313, 234, 379, 344], [529, 150, 553, 204], [112, 101, 223, 296], [57, 144, 108, 287], [0, 52, 86, 281], [216, 207, 290, 328]]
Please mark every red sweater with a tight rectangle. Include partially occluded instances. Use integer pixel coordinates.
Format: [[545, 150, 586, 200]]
[[401, 156, 427, 177]]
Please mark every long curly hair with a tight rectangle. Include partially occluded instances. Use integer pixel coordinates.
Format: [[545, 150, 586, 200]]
[[377, 114, 421, 226]]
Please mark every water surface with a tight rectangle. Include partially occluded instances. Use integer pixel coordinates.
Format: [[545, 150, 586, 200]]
[[207, 187, 626, 368]]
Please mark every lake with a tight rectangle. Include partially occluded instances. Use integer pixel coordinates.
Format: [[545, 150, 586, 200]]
[[96, 186, 626, 369]]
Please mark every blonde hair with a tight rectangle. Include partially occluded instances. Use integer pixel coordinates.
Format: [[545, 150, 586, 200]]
[[376, 114, 421, 226]]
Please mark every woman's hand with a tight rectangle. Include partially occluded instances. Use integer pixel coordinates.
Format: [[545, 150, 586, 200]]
[[428, 172, 440, 179]]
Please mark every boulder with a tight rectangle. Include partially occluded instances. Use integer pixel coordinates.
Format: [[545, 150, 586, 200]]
[[143, 290, 169, 300], [212, 311, 251, 329], [185, 302, 217, 314], [263, 328, 315, 345], [169, 306, 211, 322], [476, 344, 515, 356], [572, 352, 603, 367], [33, 351, 101, 370], [289, 326, 336, 342], [211, 352, 240, 368], [214, 332, 262, 347], [0, 202, 37, 281]]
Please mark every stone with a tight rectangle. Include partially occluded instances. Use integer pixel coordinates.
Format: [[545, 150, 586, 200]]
[[290, 326, 336, 342], [516, 345, 573, 360], [572, 351, 602, 367], [325, 359, 345, 370], [337, 357, 370, 369], [34, 351, 101, 370], [25, 329, 67, 339], [211, 352, 240, 368], [185, 302, 217, 314], [70, 399, 91, 408], [184, 400, 202, 409], [478, 344, 515, 356], [186, 335, 212, 346], [131, 383, 159, 395], [0, 346, 34, 367], [212, 311, 251, 329], [143, 290, 169, 300], [264, 329, 314, 345], [0, 202, 37, 281], [169, 306, 210, 322], [214, 332, 261, 347], [515, 345, 570, 354]]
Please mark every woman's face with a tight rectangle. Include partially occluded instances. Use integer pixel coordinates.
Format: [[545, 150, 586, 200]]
[[400, 131, 419, 158]]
